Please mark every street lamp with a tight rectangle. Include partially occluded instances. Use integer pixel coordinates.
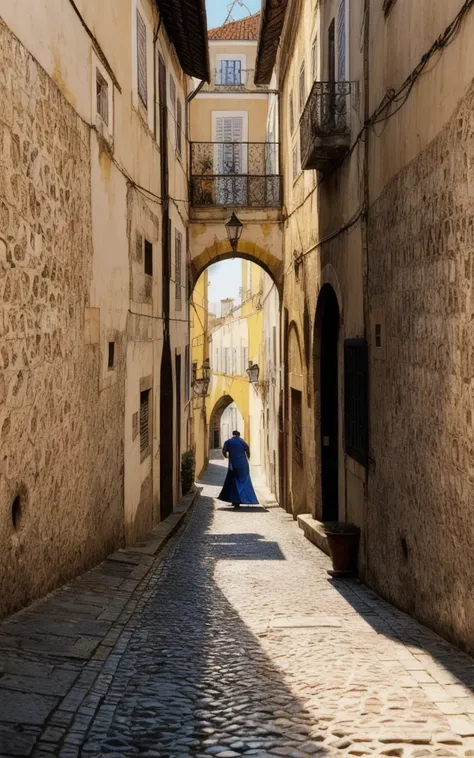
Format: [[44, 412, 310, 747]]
[[246, 363, 260, 384], [192, 359, 211, 397], [225, 212, 243, 252]]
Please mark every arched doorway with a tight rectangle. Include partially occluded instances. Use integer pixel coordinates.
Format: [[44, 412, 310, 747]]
[[208, 395, 244, 450], [160, 339, 174, 520], [287, 323, 306, 516], [314, 285, 340, 522]]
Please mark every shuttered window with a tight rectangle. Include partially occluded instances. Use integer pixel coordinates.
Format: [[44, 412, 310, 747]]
[[298, 63, 306, 113], [289, 90, 295, 133], [137, 10, 148, 108], [337, 0, 346, 81], [176, 99, 182, 155], [344, 339, 368, 467], [311, 36, 318, 79], [219, 60, 242, 85], [140, 389, 150, 455], [96, 69, 109, 124], [175, 229, 182, 309]]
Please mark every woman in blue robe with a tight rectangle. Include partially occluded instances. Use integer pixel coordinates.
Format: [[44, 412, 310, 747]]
[[218, 431, 258, 507]]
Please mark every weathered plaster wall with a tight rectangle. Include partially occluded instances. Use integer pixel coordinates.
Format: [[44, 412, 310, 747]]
[[0, 20, 124, 617], [367, 80, 474, 652]]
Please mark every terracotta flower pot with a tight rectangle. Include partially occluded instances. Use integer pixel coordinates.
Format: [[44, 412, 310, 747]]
[[325, 524, 360, 577]]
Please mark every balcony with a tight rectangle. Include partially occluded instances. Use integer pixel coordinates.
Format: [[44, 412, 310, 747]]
[[201, 68, 269, 93], [300, 81, 352, 172], [190, 142, 282, 208]]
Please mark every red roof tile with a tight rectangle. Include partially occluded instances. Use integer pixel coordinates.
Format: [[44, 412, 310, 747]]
[[208, 12, 260, 41]]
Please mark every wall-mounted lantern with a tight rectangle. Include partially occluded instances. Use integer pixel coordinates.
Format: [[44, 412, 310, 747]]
[[225, 212, 243, 252], [192, 359, 211, 397], [246, 363, 260, 384]]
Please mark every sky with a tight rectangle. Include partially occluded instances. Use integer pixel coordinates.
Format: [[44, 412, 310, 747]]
[[205, 0, 260, 30], [207, 259, 242, 313]]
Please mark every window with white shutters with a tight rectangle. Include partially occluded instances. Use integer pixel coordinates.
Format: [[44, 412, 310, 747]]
[[311, 36, 318, 80], [215, 116, 245, 204], [137, 10, 148, 108], [175, 229, 182, 309], [140, 389, 150, 455], [337, 0, 346, 81]]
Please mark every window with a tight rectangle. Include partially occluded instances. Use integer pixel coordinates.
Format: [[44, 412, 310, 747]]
[[136, 10, 148, 108], [169, 74, 176, 119], [289, 90, 295, 133], [344, 339, 368, 467], [219, 59, 242, 85], [291, 389, 303, 465], [108, 341, 115, 369], [140, 389, 150, 455], [311, 36, 318, 79], [232, 348, 237, 375], [144, 238, 153, 276], [298, 63, 306, 113], [242, 346, 248, 372], [185, 345, 190, 403], [175, 229, 182, 309], [292, 144, 299, 179], [337, 0, 346, 81], [216, 348, 219, 372], [176, 99, 182, 156], [96, 69, 109, 125]]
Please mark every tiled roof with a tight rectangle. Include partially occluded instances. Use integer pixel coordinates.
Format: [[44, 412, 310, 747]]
[[208, 12, 260, 40]]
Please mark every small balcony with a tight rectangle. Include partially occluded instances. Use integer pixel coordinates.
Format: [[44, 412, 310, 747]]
[[201, 68, 269, 93], [300, 81, 352, 172], [190, 142, 282, 208]]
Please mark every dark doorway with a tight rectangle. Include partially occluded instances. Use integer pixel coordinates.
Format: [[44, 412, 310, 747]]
[[318, 285, 339, 522], [328, 20, 336, 83], [160, 339, 174, 520], [212, 430, 220, 449], [175, 352, 182, 497]]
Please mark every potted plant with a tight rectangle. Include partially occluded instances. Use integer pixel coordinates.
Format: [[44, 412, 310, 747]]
[[324, 521, 360, 577], [181, 450, 195, 495]]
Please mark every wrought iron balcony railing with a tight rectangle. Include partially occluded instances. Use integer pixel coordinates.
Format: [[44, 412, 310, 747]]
[[201, 69, 269, 93], [300, 81, 352, 172], [190, 142, 282, 208]]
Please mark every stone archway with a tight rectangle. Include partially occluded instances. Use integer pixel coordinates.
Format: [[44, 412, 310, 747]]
[[190, 238, 283, 296], [208, 394, 245, 451]]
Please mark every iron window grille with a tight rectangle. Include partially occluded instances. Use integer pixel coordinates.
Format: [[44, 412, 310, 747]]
[[140, 389, 150, 455], [96, 69, 109, 125], [136, 10, 148, 109], [344, 339, 368, 467]]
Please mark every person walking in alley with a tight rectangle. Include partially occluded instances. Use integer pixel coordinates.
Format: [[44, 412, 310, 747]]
[[218, 431, 259, 507]]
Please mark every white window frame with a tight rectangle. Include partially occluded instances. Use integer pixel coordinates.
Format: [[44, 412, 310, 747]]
[[215, 53, 247, 85], [92, 52, 114, 142], [337, 0, 350, 81]]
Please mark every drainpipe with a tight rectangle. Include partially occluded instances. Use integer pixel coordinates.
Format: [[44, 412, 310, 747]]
[[153, 17, 162, 141], [361, 0, 371, 578]]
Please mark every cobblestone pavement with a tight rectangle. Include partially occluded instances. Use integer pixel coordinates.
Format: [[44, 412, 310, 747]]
[[2, 459, 474, 757]]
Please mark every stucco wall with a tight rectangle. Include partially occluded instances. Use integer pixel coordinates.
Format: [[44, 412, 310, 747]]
[[367, 79, 474, 653], [0, 19, 124, 617]]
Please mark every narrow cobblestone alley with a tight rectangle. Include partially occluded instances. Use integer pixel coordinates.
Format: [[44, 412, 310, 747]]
[[2, 459, 474, 757]]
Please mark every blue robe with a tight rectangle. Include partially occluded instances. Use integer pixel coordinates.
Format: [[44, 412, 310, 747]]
[[218, 437, 259, 505]]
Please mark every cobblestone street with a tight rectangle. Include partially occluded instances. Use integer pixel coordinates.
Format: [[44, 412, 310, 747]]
[[2, 459, 474, 757]]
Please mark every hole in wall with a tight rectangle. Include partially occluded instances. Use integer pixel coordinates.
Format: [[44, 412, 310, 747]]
[[400, 535, 408, 560], [11, 495, 22, 530]]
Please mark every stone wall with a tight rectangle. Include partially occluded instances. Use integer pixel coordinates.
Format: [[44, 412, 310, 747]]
[[367, 81, 474, 652], [0, 21, 124, 617]]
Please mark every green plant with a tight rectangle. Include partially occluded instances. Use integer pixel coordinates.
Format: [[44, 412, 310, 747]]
[[181, 450, 195, 495]]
